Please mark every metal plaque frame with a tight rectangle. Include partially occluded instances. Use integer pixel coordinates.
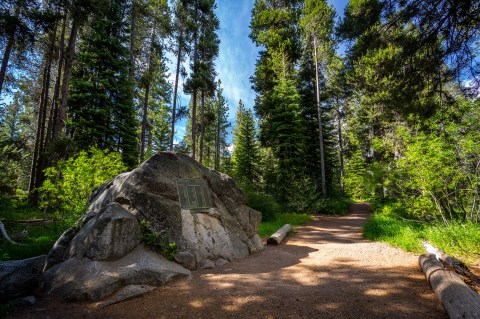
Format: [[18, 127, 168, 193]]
[[176, 178, 213, 212]]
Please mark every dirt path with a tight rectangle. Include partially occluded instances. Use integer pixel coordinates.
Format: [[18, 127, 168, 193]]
[[7, 203, 446, 319]]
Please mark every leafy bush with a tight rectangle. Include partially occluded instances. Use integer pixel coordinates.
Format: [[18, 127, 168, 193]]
[[313, 196, 351, 215], [38, 148, 127, 225], [244, 188, 283, 222], [140, 220, 178, 260]]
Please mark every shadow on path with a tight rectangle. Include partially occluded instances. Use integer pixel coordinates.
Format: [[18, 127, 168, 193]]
[[7, 203, 446, 319]]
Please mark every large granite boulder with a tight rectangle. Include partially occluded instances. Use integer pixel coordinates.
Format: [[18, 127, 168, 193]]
[[43, 152, 263, 301]]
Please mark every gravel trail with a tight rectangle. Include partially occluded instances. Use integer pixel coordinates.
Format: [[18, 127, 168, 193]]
[[6, 202, 446, 319]]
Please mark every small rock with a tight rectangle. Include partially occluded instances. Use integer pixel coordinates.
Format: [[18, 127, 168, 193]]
[[93, 285, 156, 308], [200, 259, 215, 269], [175, 251, 196, 270], [215, 258, 229, 267]]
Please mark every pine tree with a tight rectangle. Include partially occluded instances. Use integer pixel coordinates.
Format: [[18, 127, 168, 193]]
[[232, 100, 260, 186], [250, 0, 306, 200], [68, 0, 138, 168], [184, 0, 219, 162], [299, 0, 336, 196]]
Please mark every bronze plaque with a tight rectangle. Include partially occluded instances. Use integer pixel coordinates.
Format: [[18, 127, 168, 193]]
[[176, 178, 213, 212]]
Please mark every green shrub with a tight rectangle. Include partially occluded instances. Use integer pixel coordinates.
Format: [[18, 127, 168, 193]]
[[140, 220, 178, 261], [38, 147, 127, 225], [313, 196, 351, 215], [244, 189, 283, 222]]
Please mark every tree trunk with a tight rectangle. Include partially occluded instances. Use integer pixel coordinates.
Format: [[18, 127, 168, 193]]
[[0, 5, 20, 97], [55, 20, 79, 138], [29, 25, 56, 198], [47, 9, 67, 144], [169, 32, 183, 151], [140, 82, 150, 162], [214, 102, 220, 170], [191, 30, 198, 161], [129, 0, 136, 83], [419, 254, 480, 319], [313, 35, 326, 196], [336, 96, 345, 193], [199, 90, 205, 163], [140, 26, 156, 162]]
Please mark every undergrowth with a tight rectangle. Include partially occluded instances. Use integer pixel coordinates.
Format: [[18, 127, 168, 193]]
[[0, 194, 66, 261], [363, 201, 480, 264], [259, 213, 313, 238]]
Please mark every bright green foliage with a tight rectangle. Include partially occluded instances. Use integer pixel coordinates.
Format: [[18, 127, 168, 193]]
[[343, 149, 368, 200], [38, 148, 126, 224], [232, 100, 260, 186], [393, 101, 480, 223], [245, 190, 282, 222], [68, 0, 138, 168], [364, 202, 480, 264], [140, 220, 178, 261]]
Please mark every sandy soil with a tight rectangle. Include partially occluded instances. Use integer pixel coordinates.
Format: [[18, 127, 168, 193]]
[[5, 203, 447, 319]]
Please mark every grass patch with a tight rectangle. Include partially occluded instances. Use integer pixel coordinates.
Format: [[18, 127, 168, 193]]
[[259, 213, 314, 238], [363, 201, 480, 264], [0, 224, 64, 260], [0, 194, 66, 261]]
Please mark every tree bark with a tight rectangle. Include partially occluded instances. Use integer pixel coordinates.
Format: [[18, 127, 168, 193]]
[[55, 20, 79, 138], [419, 254, 480, 319], [214, 101, 220, 170], [47, 8, 67, 144], [169, 32, 183, 151], [336, 96, 345, 193], [313, 35, 326, 196], [140, 27, 155, 162], [199, 90, 205, 163], [140, 82, 150, 162], [267, 224, 293, 245], [422, 241, 480, 287], [191, 29, 198, 161], [129, 0, 136, 83], [29, 25, 56, 197], [0, 5, 20, 97]]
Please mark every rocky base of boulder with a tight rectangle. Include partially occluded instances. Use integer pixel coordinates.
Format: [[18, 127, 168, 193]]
[[0, 255, 46, 302], [43, 244, 191, 301]]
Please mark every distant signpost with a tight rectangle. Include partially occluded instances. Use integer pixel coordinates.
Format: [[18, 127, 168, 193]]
[[176, 178, 213, 212]]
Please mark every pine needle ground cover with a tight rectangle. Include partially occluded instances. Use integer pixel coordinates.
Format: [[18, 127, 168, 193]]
[[363, 202, 480, 264]]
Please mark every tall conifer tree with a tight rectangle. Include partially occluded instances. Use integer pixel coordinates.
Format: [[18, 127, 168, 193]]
[[68, 0, 138, 168]]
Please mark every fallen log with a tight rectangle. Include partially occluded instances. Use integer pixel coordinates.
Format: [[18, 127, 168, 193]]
[[422, 241, 480, 288], [419, 254, 480, 319], [6, 218, 56, 226], [0, 221, 18, 245], [267, 224, 292, 245]]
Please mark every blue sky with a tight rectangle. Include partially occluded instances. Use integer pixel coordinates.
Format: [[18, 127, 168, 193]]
[[174, 0, 349, 144]]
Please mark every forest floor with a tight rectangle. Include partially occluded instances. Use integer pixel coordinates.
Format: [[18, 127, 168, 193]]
[[5, 202, 447, 319]]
